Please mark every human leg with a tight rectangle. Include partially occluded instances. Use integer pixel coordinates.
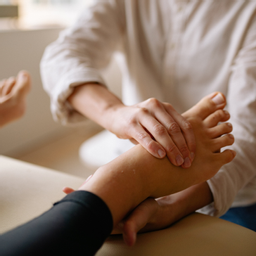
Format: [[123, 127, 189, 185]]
[[79, 92, 235, 227]]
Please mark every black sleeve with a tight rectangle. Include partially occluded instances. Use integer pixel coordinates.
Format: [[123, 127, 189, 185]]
[[0, 191, 113, 256]]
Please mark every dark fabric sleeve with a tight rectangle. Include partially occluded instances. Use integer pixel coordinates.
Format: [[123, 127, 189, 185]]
[[0, 191, 113, 256]]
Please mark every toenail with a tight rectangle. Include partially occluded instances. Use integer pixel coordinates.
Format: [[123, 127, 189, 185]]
[[227, 123, 232, 127], [223, 110, 229, 116], [176, 155, 184, 165], [190, 152, 195, 160], [212, 93, 225, 105], [228, 134, 234, 139], [231, 150, 236, 158]]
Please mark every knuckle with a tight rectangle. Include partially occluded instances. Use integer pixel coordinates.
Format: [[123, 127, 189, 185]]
[[147, 140, 156, 151], [136, 131, 149, 141], [178, 144, 189, 155], [126, 116, 137, 126], [153, 124, 166, 136], [138, 107, 149, 115], [182, 120, 193, 131], [166, 143, 178, 154], [163, 102, 174, 111], [146, 98, 160, 108], [168, 122, 181, 134]]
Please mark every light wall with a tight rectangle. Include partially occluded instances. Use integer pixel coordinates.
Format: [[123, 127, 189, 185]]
[[0, 27, 122, 156]]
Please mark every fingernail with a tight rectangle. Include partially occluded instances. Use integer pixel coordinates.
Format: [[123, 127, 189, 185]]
[[212, 93, 225, 105], [190, 152, 195, 160], [22, 73, 28, 81], [183, 157, 191, 168], [227, 123, 232, 128], [176, 155, 184, 165], [158, 149, 165, 158]]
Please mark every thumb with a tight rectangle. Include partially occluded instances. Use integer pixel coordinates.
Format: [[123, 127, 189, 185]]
[[122, 198, 158, 246]]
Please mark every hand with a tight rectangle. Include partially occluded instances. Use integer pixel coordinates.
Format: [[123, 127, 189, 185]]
[[113, 196, 177, 247], [0, 71, 31, 127], [116, 180, 215, 247], [108, 98, 196, 168]]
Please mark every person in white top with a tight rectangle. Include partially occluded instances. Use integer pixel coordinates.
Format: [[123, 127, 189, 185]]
[[41, 0, 256, 240]]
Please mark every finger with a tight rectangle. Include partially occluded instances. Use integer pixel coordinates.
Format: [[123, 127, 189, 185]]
[[122, 198, 158, 246], [211, 134, 235, 152], [0, 79, 6, 96], [139, 115, 186, 166], [15, 71, 31, 95], [139, 99, 189, 165], [129, 138, 139, 145], [163, 103, 196, 164], [63, 187, 75, 194], [137, 99, 185, 164], [208, 122, 233, 139], [2, 77, 16, 96], [112, 221, 124, 235], [129, 122, 166, 159], [204, 109, 230, 128]]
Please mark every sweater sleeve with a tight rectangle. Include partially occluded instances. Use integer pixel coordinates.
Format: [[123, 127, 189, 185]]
[[0, 191, 113, 256], [40, 0, 125, 125]]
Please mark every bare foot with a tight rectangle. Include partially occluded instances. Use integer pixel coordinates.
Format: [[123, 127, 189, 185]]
[[152, 92, 235, 197], [0, 71, 31, 127], [115, 92, 235, 246]]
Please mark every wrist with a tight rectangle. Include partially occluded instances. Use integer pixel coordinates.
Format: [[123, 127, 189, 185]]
[[102, 101, 125, 133], [161, 182, 213, 222], [68, 82, 124, 130]]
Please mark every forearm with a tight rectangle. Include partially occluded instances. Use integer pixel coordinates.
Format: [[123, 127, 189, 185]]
[[168, 182, 213, 221], [135, 182, 213, 233], [68, 83, 124, 130]]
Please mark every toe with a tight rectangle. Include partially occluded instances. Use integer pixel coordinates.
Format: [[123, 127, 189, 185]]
[[211, 134, 235, 152], [182, 92, 226, 120], [208, 122, 233, 138], [204, 110, 230, 128], [215, 149, 236, 166]]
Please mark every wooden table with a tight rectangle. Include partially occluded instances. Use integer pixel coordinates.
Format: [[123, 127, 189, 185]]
[[1, 155, 256, 256]]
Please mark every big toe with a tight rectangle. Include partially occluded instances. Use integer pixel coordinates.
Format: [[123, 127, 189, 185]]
[[183, 92, 226, 120]]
